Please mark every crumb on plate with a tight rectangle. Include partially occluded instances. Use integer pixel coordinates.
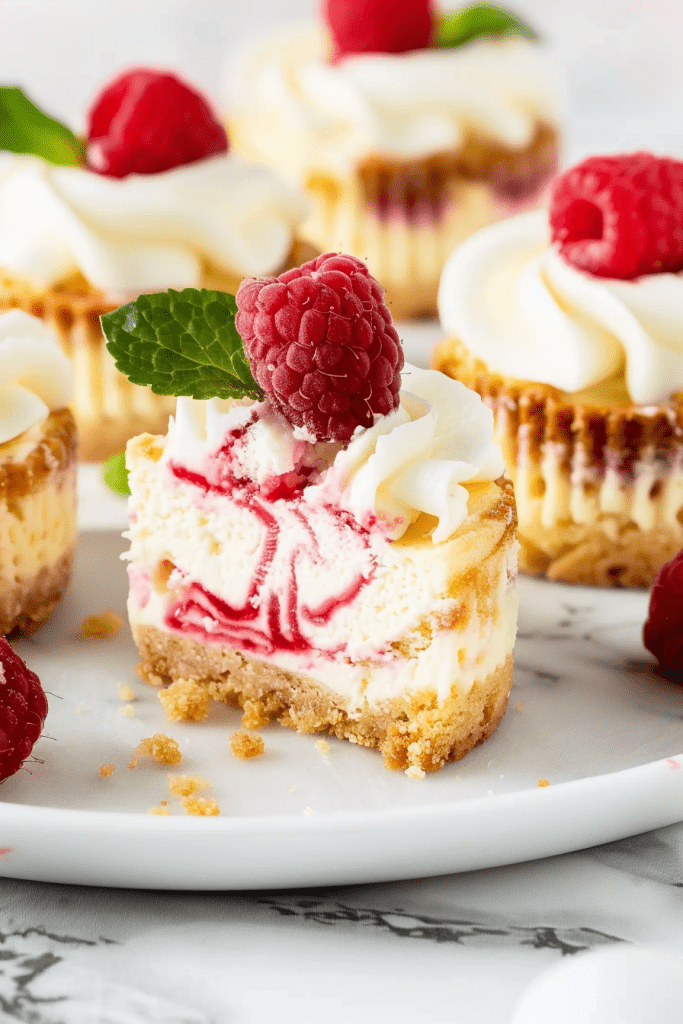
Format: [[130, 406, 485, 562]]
[[119, 703, 136, 718], [148, 804, 171, 816], [537, 778, 550, 788], [181, 796, 220, 816], [315, 739, 330, 755], [99, 764, 116, 778], [168, 774, 210, 797], [515, 701, 524, 712], [118, 684, 136, 702], [135, 733, 182, 766], [80, 608, 123, 639], [158, 678, 211, 722], [128, 757, 138, 770], [230, 730, 265, 760]]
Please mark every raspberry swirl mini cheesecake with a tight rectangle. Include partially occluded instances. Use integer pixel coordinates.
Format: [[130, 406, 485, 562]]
[[104, 254, 517, 772], [0, 310, 77, 634], [434, 152, 683, 587], [225, 0, 561, 319], [0, 71, 309, 460]]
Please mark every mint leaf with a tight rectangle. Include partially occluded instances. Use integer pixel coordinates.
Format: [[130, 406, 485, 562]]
[[0, 87, 83, 166], [103, 452, 131, 497], [101, 288, 264, 402], [438, 4, 536, 49]]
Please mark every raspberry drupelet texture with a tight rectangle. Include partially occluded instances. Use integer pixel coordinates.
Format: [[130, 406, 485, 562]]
[[644, 548, 683, 677], [322, 0, 434, 60], [86, 68, 228, 179], [0, 637, 49, 783], [235, 253, 404, 443], [550, 152, 683, 279]]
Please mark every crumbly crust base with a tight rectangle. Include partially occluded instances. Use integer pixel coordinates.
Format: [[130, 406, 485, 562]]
[[432, 337, 683, 587], [0, 547, 75, 636], [0, 241, 317, 462], [133, 623, 513, 773]]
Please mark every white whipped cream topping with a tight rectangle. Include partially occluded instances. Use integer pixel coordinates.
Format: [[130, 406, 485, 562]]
[[0, 153, 309, 294], [0, 309, 73, 444], [166, 363, 503, 543], [438, 210, 683, 404], [225, 25, 562, 178]]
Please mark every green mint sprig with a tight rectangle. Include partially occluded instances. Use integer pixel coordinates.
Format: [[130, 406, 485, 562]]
[[437, 4, 536, 49], [101, 288, 264, 402], [0, 87, 84, 167], [103, 452, 131, 497]]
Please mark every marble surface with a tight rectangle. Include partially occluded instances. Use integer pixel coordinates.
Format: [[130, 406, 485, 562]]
[[3, 0, 683, 1018]]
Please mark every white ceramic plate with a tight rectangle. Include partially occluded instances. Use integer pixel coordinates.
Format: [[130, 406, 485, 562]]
[[1, 522, 682, 891]]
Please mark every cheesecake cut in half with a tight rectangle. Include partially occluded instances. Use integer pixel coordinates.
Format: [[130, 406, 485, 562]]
[[125, 364, 518, 773]]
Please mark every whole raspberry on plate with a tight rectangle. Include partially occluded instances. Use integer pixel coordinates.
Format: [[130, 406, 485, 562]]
[[0, 637, 49, 782], [643, 548, 683, 676], [549, 152, 683, 279], [235, 252, 404, 443], [86, 68, 228, 178], [322, 0, 434, 60]]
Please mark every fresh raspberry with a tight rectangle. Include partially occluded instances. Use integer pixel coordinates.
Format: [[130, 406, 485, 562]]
[[322, 0, 434, 60], [86, 68, 228, 179], [235, 253, 404, 443], [643, 549, 683, 676], [549, 152, 683, 279], [0, 638, 48, 783]]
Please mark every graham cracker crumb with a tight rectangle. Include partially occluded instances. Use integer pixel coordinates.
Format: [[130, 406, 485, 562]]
[[80, 608, 123, 639], [158, 678, 211, 722], [240, 698, 270, 730], [181, 796, 220, 816], [99, 764, 116, 778], [128, 757, 138, 769], [315, 739, 330, 755], [537, 778, 550, 788], [405, 765, 426, 780], [135, 733, 182, 766], [118, 684, 136, 702], [75, 706, 82, 714], [515, 701, 524, 712], [168, 774, 210, 798], [230, 730, 265, 760], [148, 805, 170, 816], [119, 703, 136, 718]]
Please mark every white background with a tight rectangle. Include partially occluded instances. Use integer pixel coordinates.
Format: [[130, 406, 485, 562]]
[[2, 0, 683, 165]]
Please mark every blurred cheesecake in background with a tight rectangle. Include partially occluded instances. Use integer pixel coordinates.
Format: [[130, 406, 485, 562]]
[[0, 69, 310, 460], [224, 0, 562, 320]]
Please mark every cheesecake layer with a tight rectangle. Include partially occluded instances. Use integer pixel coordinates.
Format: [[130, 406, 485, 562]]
[[0, 409, 77, 633]]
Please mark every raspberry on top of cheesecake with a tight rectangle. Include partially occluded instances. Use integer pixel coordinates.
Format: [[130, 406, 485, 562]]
[[0, 309, 77, 634], [103, 253, 517, 772]]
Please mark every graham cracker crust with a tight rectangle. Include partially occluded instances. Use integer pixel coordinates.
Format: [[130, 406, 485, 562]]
[[0, 546, 75, 636], [432, 337, 683, 587], [133, 623, 513, 772]]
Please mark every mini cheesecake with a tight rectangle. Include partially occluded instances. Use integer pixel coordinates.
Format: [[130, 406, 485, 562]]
[[0, 311, 77, 634], [435, 153, 683, 587], [109, 251, 518, 771], [126, 376, 517, 773]]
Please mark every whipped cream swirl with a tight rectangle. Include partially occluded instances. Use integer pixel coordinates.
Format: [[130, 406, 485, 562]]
[[165, 363, 503, 544], [225, 25, 561, 178], [0, 309, 73, 445], [438, 210, 683, 405], [0, 153, 308, 295]]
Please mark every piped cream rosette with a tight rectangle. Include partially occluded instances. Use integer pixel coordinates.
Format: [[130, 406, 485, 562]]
[[0, 309, 73, 445]]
